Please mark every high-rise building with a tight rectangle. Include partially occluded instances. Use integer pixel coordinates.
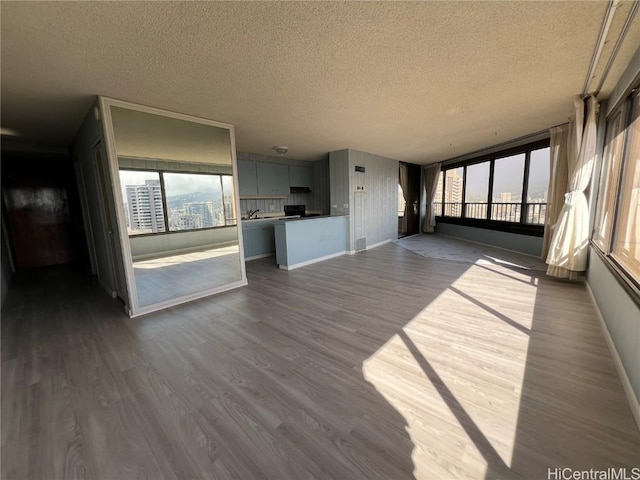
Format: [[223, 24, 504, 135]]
[[125, 180, 165, 234], [434, 169, 463, 216], [184, 202, 217, 228]]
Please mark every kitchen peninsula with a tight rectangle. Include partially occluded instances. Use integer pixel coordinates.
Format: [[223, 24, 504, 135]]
[[274, 215, 348, 270]]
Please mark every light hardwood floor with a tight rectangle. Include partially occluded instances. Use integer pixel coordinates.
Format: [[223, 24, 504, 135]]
[[133, 246, 242, 306], [2, 240, 639, 479]]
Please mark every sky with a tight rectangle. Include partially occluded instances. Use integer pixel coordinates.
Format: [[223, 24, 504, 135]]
[[119, 170, 221, 201], [464, 147, 550, 201]]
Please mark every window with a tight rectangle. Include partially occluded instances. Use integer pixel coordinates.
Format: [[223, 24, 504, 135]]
[[164, 173, 226, 231], [465, 162, 489, 219], [612, 91, 640, 282], [444, 167, 463, 217], [526, 147, 550, 224], [435, 140, 549, 235], [593, 109, 627, 249], [118, 169, 236, 236], [592, 87, 640, 291], [120, 170, 166, 236], [491, 154, 524, 222]]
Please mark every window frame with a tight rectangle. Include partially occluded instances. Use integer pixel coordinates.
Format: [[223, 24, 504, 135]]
[[118, 167, 237, 238], [435, 139, 550, 237], [591, 86, 640, 301]]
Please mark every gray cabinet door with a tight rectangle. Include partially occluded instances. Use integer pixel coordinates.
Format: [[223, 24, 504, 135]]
[[257, 162, 289, 195], [238, 160, 258, 196], [242, 222, 276, 257], [289, 165, 312, 187]]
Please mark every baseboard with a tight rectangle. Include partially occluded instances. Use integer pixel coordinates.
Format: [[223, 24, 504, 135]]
[[245, 253, 274, 261], [278, 251, 347, 270], [586, 282, 640, 431], [436, 232, 542, 259]]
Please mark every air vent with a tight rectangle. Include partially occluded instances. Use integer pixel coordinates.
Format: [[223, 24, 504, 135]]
[[355, 237, 367, 252]]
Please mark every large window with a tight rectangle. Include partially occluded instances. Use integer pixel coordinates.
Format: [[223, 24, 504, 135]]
[[593, 108, 627, 249], [465, 162, 489, 219], [435, 140, 550, 234], [491, 154, 524, 222], [119, 169, 236, 236], [443, 167, 463, 217], [595, 88, 640, 287], [526, 147, 550, 224], [120, 170, 166, 236]]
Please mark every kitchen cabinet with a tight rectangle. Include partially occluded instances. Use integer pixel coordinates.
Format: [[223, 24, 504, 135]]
[[242, 219, 277, 259], [257, 162, 289, 196], [289, 165, 312, 188], [237, 160, 258, 196]]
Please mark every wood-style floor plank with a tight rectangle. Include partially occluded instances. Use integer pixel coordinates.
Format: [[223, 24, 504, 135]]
[[2, 239, 639, 479]]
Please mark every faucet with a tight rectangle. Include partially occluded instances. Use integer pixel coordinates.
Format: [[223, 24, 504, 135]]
[[248, 209, 260, 219]]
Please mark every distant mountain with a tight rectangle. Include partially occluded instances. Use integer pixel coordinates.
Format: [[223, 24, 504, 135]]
[[166, 192, 221, 211]]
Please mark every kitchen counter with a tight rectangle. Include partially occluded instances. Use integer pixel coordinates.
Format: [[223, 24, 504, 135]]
[[274, 215, 349, 270]]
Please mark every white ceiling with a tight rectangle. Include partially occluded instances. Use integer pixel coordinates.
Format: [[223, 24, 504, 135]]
[[1, 1, 639, 164]]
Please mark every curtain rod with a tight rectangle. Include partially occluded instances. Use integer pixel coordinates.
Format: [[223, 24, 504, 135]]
[[595, 0, 639, 95], [582, 0, 619, 96]]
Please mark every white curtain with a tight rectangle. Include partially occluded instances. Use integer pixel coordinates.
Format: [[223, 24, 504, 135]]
[[423, 163, 441, 233], [541, 123, 570, 258], [399, 163, 409, 234], [546, 96, 599, 279]]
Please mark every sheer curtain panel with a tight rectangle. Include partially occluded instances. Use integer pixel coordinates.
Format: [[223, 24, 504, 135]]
[[399, 163, 410, 234], [423, 163, 441, 233], [546, 96, 599, 279], [541, 123, 570, 258]]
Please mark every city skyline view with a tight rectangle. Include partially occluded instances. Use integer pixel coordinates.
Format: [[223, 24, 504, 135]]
[[433, 147, 550, 223], [119, 170, 235, 235]]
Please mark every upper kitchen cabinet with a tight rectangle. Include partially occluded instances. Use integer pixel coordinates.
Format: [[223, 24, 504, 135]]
[[237, 159, 258, 196], [289, 165, 312, 188], [257, 162, 289, 196]]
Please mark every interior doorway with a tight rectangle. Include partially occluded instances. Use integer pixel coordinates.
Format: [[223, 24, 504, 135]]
[[2, 153, 89, 269], [398, 162, 421, 238]]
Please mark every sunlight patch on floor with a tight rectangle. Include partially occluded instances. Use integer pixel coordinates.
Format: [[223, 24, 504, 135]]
[[362, 270, 534, 478], [133, 245, 239, 270]]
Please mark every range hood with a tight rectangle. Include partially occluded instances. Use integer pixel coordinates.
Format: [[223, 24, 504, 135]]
[[290, 186, 312, 194]]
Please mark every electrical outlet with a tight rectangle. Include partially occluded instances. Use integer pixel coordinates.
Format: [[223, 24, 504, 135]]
[[333, 204, 338, 209], [355, 185, 365, 192], [343, 203, 349, 209]]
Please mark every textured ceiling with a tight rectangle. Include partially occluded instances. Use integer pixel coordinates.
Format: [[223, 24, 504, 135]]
[[1, 1, 638, 164]]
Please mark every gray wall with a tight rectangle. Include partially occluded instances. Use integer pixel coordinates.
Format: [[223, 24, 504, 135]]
[[436, 223, 543, 257], [330, 149, 398, 251], [237, 152, 329, 215], [587, 248, 640, 400], [129, 227, 238, 260], [329, 149, 350, 217], [348, 150, 398, 250]]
